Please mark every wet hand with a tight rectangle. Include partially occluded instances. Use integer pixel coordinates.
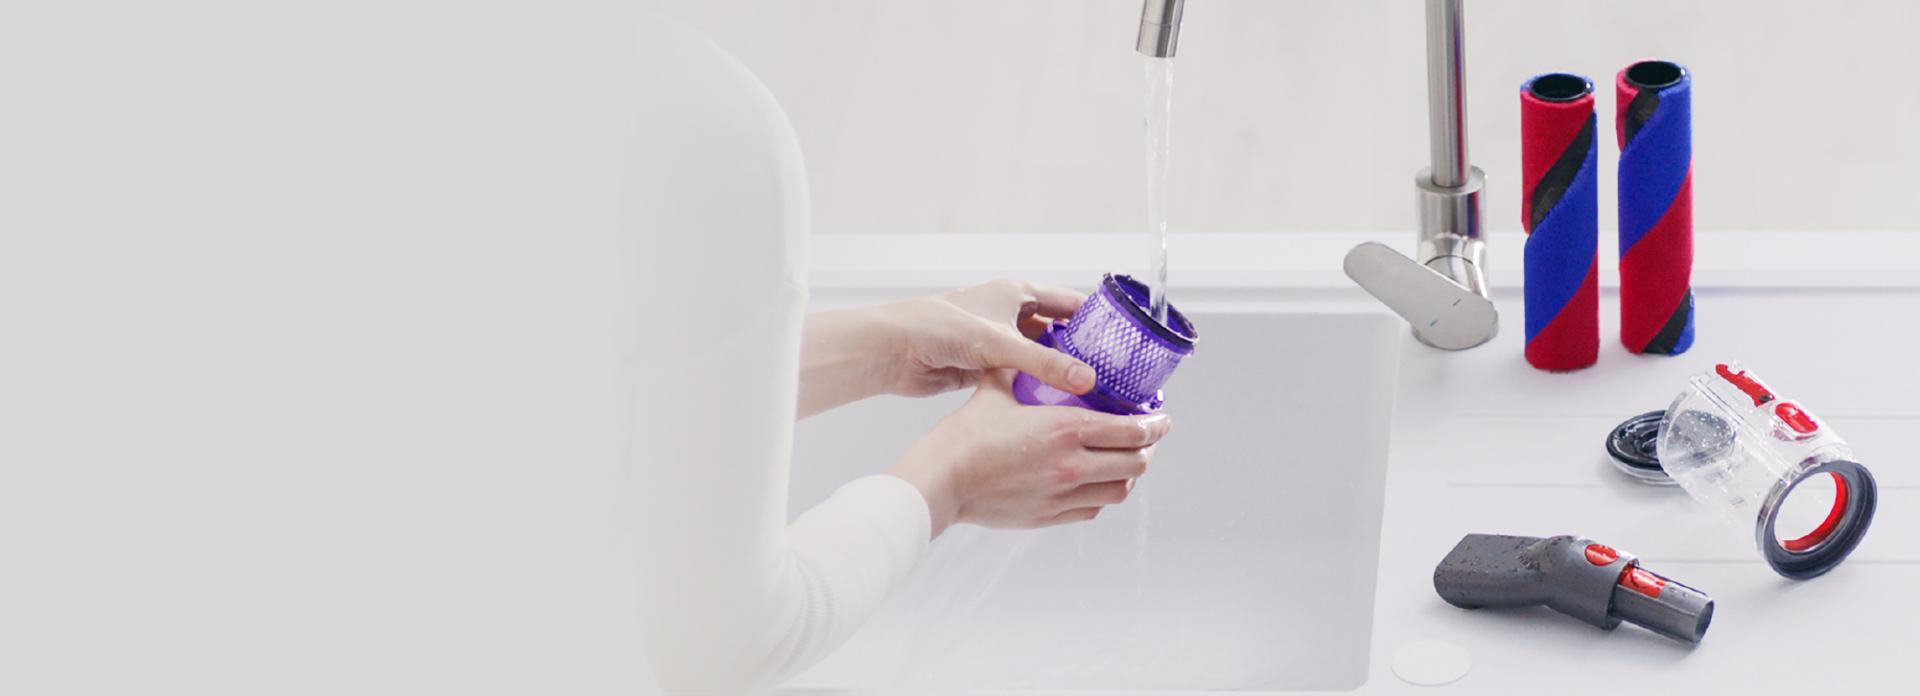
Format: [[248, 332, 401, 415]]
[[874, 279, 1096, 398], [888, 370, 1173, 537]]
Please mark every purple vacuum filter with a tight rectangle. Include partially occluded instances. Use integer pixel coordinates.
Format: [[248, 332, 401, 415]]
[[1013, 273, 1197, 415]]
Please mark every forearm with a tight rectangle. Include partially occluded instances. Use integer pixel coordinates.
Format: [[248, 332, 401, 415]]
[[640, 475, 931, 694], [771, 476, 931, 679], [797, 308, 898, 419], [636, 293, 931, 691]]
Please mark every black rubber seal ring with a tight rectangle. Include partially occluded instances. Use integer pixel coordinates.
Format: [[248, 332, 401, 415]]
[[1607, 410, 1669, 476], [1105, 273, 1198, 349], [1624, 60, 1686, 91], [1527, 72, 1594, 103], [1761, 460, 1878, 580], [1609, 408, 1737, 484]]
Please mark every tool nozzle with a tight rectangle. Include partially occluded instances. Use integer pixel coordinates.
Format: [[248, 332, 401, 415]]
[[1434, 534, 1713, 645], [1609, 566, 1715, 644]]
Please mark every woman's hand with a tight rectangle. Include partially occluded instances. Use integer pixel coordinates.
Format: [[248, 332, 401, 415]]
[[877, 279, 1096, 398], [888, 370, 1172, 537], [799, 279, 1096, 418]]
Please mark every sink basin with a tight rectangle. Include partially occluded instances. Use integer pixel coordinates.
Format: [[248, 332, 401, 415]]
[[785, 313, 1402, 691]]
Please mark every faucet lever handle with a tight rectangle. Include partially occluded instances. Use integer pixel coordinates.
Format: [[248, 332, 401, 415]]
[[1343, 242, 1498, 350]]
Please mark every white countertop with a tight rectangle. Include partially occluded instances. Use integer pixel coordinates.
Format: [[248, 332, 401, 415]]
[[805, 232, 1920, 693]]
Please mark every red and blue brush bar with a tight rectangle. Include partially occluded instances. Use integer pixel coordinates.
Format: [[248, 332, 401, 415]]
[[1520, 73, 1600, 371], [1616, 60, 1695, 356]]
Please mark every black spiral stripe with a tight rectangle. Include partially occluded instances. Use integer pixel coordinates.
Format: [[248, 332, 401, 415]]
[[1526, 119, 1596, 232], [1642, 292, 1694, 356], [1620, 88, 1662, 146]]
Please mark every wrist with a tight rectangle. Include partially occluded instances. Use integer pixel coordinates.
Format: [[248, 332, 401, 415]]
[[861, 302, 915, 396], [887, 449, 959, 539], [798, 307, 899, 417], [837, 306, 908, 396]]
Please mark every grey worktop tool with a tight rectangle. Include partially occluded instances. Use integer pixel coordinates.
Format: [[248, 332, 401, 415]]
[[1434, 534, 1714, 644]]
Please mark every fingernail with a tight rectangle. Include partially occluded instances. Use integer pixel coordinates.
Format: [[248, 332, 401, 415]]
[[1067, 363, 1096, 392]]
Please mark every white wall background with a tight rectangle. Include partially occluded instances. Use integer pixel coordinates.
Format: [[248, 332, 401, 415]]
[[2, 2, 659, 693], [669, 0, 1920, 236]]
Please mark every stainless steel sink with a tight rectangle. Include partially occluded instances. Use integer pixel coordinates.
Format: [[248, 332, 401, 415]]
[[784, 312, 1402, 691]]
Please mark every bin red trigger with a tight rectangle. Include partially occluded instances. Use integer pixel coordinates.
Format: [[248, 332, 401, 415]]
[[1716, 364, 1776, 406]]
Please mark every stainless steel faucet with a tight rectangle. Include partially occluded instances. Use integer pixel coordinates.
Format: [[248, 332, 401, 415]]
[[1344, 0, 1497, 350], [1136, 0, 1497, 350], [1135, 0, 1183, 58]]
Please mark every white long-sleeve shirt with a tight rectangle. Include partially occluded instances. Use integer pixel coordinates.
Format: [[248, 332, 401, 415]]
[[628, 16, 930, 695]]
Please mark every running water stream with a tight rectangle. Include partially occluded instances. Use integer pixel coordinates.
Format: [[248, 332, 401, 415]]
[[1135, 54, 1176, 610], [1143, 56, 1174, 322]]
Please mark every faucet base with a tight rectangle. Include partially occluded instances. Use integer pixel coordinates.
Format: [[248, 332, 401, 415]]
[[1419, 234, 1489, 302], [1415, 165, 1485, 255]]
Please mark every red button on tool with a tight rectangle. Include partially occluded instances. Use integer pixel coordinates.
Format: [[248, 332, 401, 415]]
[[1775, 402, 1819, 435], [1585, 544, 1619, 566], [1717, 364, 1776, 406], [1619, 566, 1667, 598]]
